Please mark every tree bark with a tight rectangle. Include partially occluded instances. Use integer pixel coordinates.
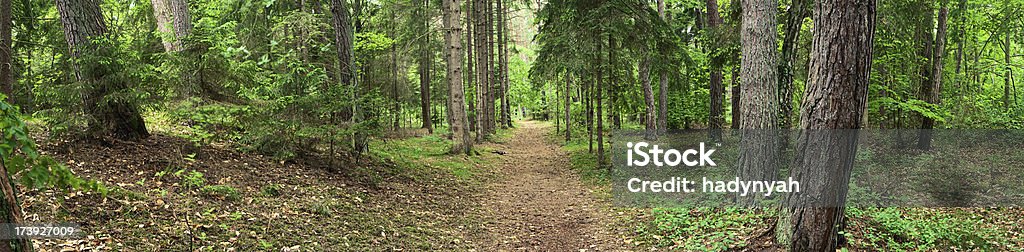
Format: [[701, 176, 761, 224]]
[[919, 0, 948, 150], [0, 159, 30, 252], [420, 0, 433, 133], [778, 0, 809, 130], [737, 0, 780, 205], [706, 0, 725, 142], [150, 0, 192, 52], [0, 0, 11, 103], [465, 0, 476, 133], [331, 0, 364, 153], [657, 0, 669, 134], [57, 0, 150, 140], [443, 0, 472, 154], [778, 0, 875, 249], [474, 0, 487, 141], [640, 54, 657, 140], [731, 67, 740, 129], [598, 35, 606, 170]]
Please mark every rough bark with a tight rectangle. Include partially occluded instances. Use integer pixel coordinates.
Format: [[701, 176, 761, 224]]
[[640, 54, 657, 140], [466, 0, 476, 133], [0, 159, 30, 252], [331, 0, 364, 152], [706, 0, 724, 142], [57, 0, 150, 140], [778, 0, 875, 249], [0, 0, 11, 103], [500, 0, 511, 128], [737, 0, 780, 205], [474, 0, 487, 141], [443, 0, 472, 154], [919, 1, 948, 150], [731, 67, 740, 129], [151, 0, 192, 52], [778, 0, 809, 130], [657, 0, 669, 134]]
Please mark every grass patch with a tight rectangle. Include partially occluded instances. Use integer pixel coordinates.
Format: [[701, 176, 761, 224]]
[[636, 207, 771, 251], [201, 185, 241, 201]]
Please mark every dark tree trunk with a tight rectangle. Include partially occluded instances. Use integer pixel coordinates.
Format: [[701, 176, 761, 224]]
[[777, 0, 875, 249], [778, 0, 809, 130], [442, 0, 471, 154], [737, 0, 780, 205], [474, 0, 487, 141], [919, 0, 948, 150], [915, 0, 934, 149], [706, 0, 724, 142], [419, 0, 433, 133], [331, 0, 363, 153], [465, 0, 476, 133], [0, 0, 11, 103], [57, 0, 150, 140], [0, 160, 30, 252]]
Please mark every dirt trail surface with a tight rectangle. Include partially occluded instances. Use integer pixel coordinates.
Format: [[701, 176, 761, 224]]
[[475, 121, 628, 251]]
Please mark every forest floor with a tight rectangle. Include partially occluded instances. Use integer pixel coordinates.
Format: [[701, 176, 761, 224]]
[[472, 120, 632, 250], [17, 120, 636, 251]]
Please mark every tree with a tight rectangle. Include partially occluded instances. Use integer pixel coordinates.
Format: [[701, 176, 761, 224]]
[[330, 0, 364, 153], [0, 0, 11, 103], [0, 159, 30, 252], [419, 0, 433, 133], [778, 0, 810, 130], [565, 73, 572, 141], [443, 0, 472, 154], [56, 0, 150, 140], [706, 0, 725, 141], [919, 0, 949, 150], [640, 52, 657, 140], [150, 0, 192, 52], [737, 0, 780, 186], [657, 0, 668, 134], [777, 0, 875, 249]]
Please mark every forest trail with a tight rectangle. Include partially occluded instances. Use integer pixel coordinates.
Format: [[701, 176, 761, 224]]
[[474, 121, 626, 251]]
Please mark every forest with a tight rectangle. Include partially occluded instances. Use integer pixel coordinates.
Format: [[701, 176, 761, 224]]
[[0, 0, 1020, 250]]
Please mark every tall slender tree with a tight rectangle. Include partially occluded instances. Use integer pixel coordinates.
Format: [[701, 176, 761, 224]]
[[640, 51, 657, 140], [56, 0, 150, 140], [919, 0, 949, 150], [706, 0, 725, 141], [419, 0, 433, 133], [443, 0, 472, 154], [657, 0, 668, 134], [778, 0, 810, 130], [0, 0, 11, 103]]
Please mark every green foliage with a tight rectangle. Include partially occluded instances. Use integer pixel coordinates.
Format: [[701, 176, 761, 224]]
[[636, 207, 769, 251], [848, 208, 1011, 250], [201, 184, 241, 201], [0, 98, 106, 193]]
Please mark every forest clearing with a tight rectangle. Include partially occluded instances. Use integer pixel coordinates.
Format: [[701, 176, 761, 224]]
[[0, 0, 1022, 250]]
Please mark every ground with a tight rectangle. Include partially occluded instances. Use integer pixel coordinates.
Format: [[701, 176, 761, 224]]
[[19, 120, 635, 251], [473, 120, 631, 250]]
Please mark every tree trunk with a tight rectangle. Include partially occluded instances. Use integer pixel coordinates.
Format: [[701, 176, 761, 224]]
[[57, 0, 150, 140], [587, 71, 594, 152], [919, 0, 948, 150], [151, 0, 192, 52], [0, 159, 30, 252], [706, 0, 724, 142], [657, 0, 669, 134], [565, 73, 572, 141], [597, 35, 605, 171], [737, 0, 780, 205], [1004, 1, 1011, 109], [474, 0, 487, 141], [331, 0, 362, 152], [0, 0, 11, 103], [914, 0, 934, 149], [778, 0, 875, 249], [778, 0, 809, 130], [731, 67, 740, 129], [640, 54, 657, 140], [419, 0, 433, 133], [443, 0, 472, 154], [465, 0, 476, 133], [500, 0, 512, 128]]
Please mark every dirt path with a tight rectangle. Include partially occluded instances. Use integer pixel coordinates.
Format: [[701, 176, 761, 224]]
[[475, 120, 627, 251]]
